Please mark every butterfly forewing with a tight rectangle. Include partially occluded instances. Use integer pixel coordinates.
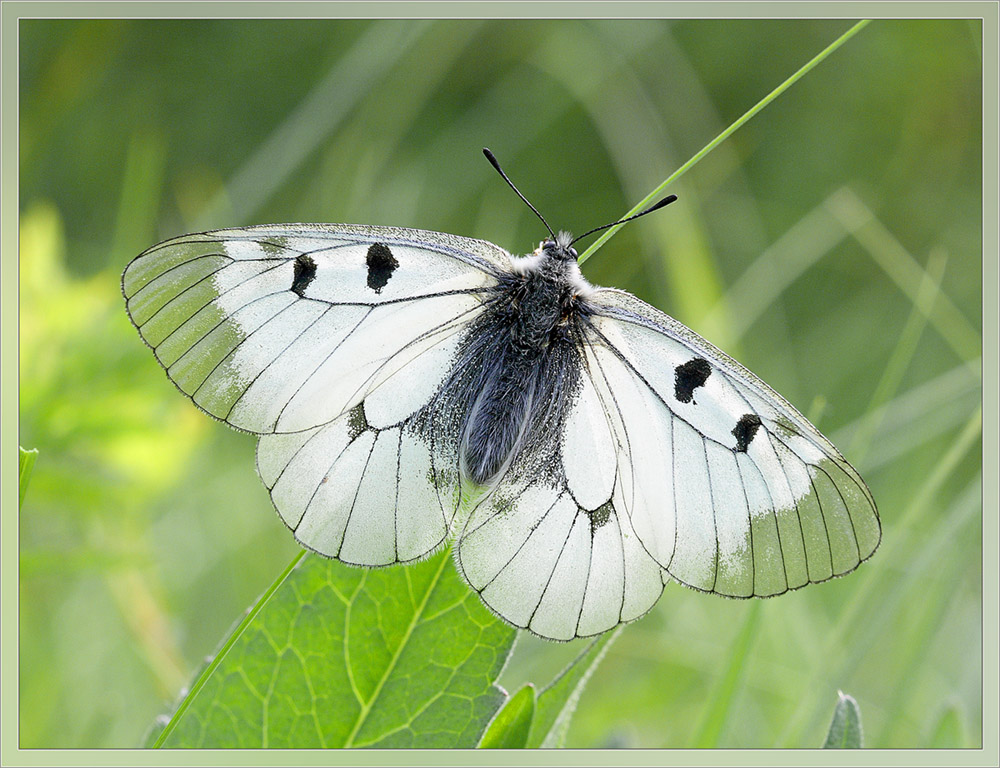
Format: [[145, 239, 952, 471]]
[[581, 288, 880, 598], [122, 224, 508, 434]]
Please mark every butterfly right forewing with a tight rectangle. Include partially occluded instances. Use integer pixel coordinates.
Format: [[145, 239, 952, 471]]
[[122, 223, 509, 435]]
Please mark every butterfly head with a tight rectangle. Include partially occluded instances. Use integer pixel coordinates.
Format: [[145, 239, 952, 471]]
[[539, 231, 579, 263]]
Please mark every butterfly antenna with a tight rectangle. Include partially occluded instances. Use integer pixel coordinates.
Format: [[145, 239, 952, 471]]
[[482, 148, 556, 240], [569, 194, 678, 246]]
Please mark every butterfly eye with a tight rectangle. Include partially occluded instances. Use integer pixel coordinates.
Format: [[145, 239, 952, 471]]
[[568, 247, 578, 260], [542, 239, 557, 251]]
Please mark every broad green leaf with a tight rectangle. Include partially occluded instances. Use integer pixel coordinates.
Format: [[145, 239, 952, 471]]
[[822, 691, 863, 748], [526, 627, 620, 748], [155, 548, 516, 748], [19, 446, 38, 509], [479, 684, 535, 749]]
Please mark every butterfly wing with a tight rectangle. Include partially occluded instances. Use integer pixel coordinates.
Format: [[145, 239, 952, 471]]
[[581, 288, 881, 597], [255, 390, 463, 566], [122, 223, 509, 433], [454, 337, 669, 641], [123, 223, 509, 564]]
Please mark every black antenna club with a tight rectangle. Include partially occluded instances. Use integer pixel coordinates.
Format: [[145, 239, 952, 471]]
[[569, 195, 678, 246], [482, 148, 555, 239]]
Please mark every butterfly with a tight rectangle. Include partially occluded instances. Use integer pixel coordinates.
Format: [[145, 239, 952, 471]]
[[122, 149, 880, 641]]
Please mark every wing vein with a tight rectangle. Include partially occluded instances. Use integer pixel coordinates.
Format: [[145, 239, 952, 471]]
[[223, 304, 337, 423], [184, 294, 300, 398], [703, 438, 720, 593]]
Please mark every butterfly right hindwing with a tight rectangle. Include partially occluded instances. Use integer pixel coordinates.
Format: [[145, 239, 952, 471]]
[[454, 326, 669, 641]]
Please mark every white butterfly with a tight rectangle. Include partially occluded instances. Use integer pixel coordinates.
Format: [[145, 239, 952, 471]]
[[123, 152, 880, 641]]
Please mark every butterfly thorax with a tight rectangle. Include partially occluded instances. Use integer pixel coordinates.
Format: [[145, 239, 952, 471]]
[[458, 235, 592, 487]]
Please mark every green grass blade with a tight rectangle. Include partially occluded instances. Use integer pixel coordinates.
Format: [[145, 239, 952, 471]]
[[848, 247, 949, 463], [479, 684, 535, 749], [690, 602, 761, 747], [929, 702, 970, 748], [19, 446, 39, 509], [780, 407, 982, 746], [193, 21, 434, 229], [825, 187, 982, 366], [578, 19, 872, 265], [822, 691, 863, 748], [526, 628, 620, 748], [702, 198, 851, 344]]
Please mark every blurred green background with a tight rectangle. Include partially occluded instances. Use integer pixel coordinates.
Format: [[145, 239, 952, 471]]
[[18, 18, 982, 749]]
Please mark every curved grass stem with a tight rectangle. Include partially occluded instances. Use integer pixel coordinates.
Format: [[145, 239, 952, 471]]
[[578, 19, 872, 266]]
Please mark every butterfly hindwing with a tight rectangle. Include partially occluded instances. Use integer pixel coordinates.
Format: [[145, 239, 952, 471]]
[[454, 343, 668, 641], [122, 224, 507, 434], [257, 396, 463, 566]]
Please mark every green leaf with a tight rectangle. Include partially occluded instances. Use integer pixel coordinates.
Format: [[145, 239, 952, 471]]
[[526, 627, 620, 748], [19, 446, 38, 509], [154, 548, 516, 748], [479, 684, 535, 748], [822, 691, 863, 748]]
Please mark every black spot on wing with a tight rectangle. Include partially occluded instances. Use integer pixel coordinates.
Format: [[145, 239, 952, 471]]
[[675, 357, 711, 404], [347, 402, 369, 442], [291, 254, 317, 297], [732, 413, 762, 452], [588, 501, 612, 533], [366, 243, 399, 294]]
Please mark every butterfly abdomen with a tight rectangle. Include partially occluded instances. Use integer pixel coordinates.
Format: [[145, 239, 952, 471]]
[[457, 259, 584, 486]]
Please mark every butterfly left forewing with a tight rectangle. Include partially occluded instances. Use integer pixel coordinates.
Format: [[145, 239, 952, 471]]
[[582, 288, 881, 598]]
